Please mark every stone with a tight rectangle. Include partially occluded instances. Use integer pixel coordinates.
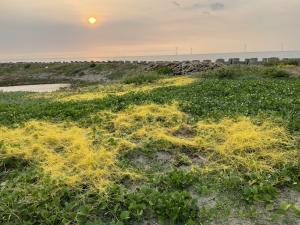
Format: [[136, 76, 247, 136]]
[[248, 58, 258, 64], [216, 58, 225, 64], [229, 58, 240, 64], [144, 60, 222, 75]]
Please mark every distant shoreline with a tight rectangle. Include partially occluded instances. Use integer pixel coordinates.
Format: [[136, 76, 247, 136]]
[[1, 50, 300, 63]]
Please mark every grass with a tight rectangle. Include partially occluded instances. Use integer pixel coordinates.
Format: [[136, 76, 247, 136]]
[[0, 62, 142, 86], [263, 58, 299, 67], [0, 65, 299, 224], [201, 65, 291, 79], [122, 72, 162, 85]]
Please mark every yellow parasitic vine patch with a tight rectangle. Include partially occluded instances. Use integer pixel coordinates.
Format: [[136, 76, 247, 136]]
[[32, 76, 197, 102], [94, 104, 298, 175], [196, 118, 297, 173], [1, 104, 297, 191], [158, 76, 197, 87], [0, 121, 125, 192]]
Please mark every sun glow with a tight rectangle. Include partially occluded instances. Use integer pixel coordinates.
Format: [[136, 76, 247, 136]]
[[88, 17, 97, 24]]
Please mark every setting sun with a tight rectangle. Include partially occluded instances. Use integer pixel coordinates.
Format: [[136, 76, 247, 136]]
[[88, 17, 97, 25]]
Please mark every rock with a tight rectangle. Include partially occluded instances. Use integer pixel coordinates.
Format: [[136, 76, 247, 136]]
[[248, 58, 259, 65], [229, 58, 240, 64], [216, 59, 225, 64], [145, 60, 222, 75]]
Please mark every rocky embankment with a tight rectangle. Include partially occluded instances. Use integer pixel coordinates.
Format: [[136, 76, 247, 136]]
[[144, 61, 222, 75]]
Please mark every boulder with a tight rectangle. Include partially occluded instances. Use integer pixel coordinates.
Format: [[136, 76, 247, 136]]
[[145, 60, 222, 75]]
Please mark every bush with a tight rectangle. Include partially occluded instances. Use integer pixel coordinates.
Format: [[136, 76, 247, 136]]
[[201, 67, 238, 79], [264, 58, 299, 66], [263, 68, 290, 78], [157, 66, 173, 75], [281, 59, 299, 66], [90, 62, 96, 68], [24, 64, 31, 69], [201, 65, 291, 79], [123, 72, 161, 85], [263, 58, 280, 66]]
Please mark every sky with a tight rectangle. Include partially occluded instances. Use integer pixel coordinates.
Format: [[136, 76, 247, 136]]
[[0, 0, 300, 59]]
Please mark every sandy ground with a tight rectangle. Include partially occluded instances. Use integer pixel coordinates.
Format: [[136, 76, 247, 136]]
[[0, 83, 71, 92]]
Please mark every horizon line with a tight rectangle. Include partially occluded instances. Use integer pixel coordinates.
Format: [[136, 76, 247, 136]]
[[1, 49, 300, 63]]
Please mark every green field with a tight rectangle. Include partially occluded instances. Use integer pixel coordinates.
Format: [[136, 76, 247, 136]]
[[0, 65, 300, 225]]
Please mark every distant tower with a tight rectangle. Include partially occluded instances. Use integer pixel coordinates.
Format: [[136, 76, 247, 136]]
[[190, 48, 193, 55], [244, 43, 248, 52], [175, 47, 178, 55], [281, 43, 284, 51]]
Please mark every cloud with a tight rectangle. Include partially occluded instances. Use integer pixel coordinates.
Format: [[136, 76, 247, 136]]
[[210, 3, 225, 11], [171, 1, 225, 11], [172, 1, 181, 7], [191, 3, 205, 10]]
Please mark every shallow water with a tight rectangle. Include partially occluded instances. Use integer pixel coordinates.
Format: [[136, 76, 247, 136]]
[[0, 83, 71, 93]]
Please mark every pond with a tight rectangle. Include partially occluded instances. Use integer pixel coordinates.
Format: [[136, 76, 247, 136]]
[[0, 83, 71, 93]]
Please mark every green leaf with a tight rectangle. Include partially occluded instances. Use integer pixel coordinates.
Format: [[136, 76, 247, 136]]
[[279, 202, 292, 211], [120, 211, 130, 220], [266, 204, 274, 211], [292, 205, 300, 217]]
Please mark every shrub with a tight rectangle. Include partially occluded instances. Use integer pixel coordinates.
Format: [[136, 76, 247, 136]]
[[157, 66, 173, 75], [201, 66, 255, 79], [201, 65, 291, 79], [263, 68, 290, 78], [90, 62, 96, 68], [123, 72, 161, 85], [264, 58, 299, 67], [263, 58, 280, 66], [212, 67, 238, 79], [281, 59, 299, 66], [24, 64, 31, 69]]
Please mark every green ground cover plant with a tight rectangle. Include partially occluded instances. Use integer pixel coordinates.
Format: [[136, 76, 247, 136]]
[[201, 65, 291, 79], [0, 65, 299, 224], [122, 72, 162, 84]]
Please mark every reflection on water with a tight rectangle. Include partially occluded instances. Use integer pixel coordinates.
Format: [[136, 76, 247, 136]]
[[0, 84, 71, 93]]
